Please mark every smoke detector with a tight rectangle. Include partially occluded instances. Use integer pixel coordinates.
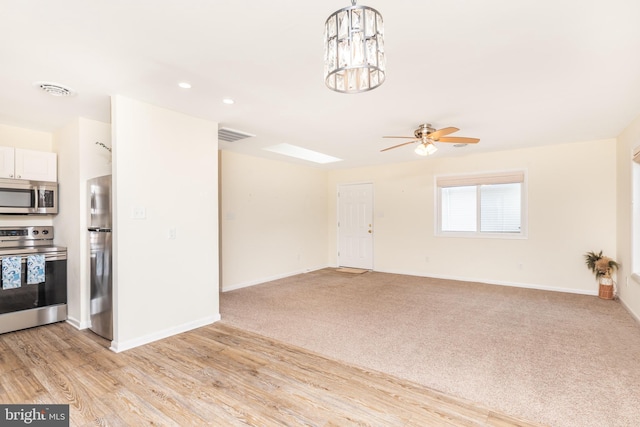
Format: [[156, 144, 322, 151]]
[[33, 81, 77, 97]]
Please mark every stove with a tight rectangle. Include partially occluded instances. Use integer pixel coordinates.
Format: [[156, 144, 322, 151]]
[[0, 225, 67, 334]]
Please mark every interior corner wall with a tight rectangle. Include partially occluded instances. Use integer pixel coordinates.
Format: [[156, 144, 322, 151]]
[[219, 150, 329, 291], [328, 139, 617, 294], [53, 117, 111, 329], [52, 119, 81, 327], [616, 112, 640, 320], [111, 95, 219, 351]]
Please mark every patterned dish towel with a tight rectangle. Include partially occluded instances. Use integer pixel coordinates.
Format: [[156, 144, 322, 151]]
[[2, 256, 21, 289], [27, 254, 46, 284]]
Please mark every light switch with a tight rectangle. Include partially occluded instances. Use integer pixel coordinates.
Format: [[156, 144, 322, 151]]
[[168, 228, 177, 240]]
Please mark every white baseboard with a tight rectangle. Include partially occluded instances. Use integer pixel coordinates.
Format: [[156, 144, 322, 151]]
[[619, 297, 640, 324], [374, 268, 599, 296], [222, 266, 598, 296], [65, 316, 91, 330], [109, 314, 221, 353], [222, 265, 329, 292]]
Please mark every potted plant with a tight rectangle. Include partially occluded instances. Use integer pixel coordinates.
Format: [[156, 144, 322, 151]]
[[584, 250, 619, 300]]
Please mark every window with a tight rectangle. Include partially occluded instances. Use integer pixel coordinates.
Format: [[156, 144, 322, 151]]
[[436, 171, 526, 237]]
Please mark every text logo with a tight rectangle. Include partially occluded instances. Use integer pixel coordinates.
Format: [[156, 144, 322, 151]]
[[0, 405, 69, 426]]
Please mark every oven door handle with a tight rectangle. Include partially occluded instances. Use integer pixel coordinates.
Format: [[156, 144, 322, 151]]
[[0, 252, 67, 262]]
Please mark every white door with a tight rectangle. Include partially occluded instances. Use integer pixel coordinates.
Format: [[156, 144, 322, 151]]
[[338, 183, 373, 269]]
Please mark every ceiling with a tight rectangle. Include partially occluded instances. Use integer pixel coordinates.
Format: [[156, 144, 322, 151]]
[[1, 0, 639, 169]]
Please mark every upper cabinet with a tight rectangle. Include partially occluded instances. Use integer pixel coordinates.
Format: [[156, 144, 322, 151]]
[[0, 147, 14, 178], [0, 146, 57, 182]]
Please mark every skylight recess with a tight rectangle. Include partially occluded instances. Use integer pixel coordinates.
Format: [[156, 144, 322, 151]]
[[263, 143, 342, 164]]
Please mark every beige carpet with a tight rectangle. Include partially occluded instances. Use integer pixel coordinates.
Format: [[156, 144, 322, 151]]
[[220, 268, 640, 427]]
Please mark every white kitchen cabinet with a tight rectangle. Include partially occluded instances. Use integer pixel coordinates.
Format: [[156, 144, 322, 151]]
[[0, 146, 15, 179], [0, 146, 57, 182]]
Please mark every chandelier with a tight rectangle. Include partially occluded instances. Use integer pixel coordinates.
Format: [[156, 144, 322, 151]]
[[323, 1, 386, 93]]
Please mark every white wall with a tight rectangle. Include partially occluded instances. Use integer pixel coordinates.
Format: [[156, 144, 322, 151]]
[[111, 95, 219, 351], [616, 113, 640, 320], [53, 117, 111, 328], [327, 139, 617, 294], [220, 151, 329, 291], [0, 123, 52, 151]]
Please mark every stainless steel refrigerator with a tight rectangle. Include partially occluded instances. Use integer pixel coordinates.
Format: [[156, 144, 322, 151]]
[[88, 174, 113, 340]]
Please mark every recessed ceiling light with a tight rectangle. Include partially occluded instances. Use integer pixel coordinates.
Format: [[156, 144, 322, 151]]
[[33, 81, 76, 97], [222, 98, 234, 105], [178, 82, 192, 89], [264, 143, 342, 164]]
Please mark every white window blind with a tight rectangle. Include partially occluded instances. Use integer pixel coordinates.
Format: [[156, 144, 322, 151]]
[[441, 186, 477, 232], [480, 183, 521, 232], [436, 171, 526, 237]]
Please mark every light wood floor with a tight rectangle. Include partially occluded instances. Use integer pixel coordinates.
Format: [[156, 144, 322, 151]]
[[0, 321, 545, 426]]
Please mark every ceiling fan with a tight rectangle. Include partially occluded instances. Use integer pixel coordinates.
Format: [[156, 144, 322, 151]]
[[381, 123, 480, 156]]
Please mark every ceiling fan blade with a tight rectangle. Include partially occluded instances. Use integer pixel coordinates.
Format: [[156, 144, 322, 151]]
[[438, 136, 480, 144], [429, 127, 459, 139], [383, 136, 416, 139], [380, 140, 419, 152]]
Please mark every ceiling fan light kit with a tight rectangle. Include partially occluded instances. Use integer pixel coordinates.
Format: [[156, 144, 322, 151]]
[[323, 0, 386, 93], [415, 141, 438, 156], [381, 123, 480, 156]]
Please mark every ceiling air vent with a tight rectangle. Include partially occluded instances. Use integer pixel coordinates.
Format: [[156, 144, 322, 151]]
[[218, 127, 255, 142], [33, 81, 76, 97]]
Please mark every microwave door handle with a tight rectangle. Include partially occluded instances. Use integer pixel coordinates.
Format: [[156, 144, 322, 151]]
[[34, 188, 39, 211]]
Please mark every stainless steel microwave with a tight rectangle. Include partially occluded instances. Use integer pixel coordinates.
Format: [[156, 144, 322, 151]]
[[0, 178, 58, 214]]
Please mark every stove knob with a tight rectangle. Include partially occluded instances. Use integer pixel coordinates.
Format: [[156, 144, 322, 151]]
[[33, 230, 39, 235], [42, 229, 49, 235]]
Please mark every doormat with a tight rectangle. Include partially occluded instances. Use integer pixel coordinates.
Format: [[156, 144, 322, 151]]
[[336, 268, 369, 274]]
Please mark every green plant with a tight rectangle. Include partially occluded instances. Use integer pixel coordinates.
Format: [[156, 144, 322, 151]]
[[584, 250, 619, 279]]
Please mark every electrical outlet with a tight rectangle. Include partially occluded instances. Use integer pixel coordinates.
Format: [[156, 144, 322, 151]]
[[131, 206, 146, 219], [168, 228, 176, 239]]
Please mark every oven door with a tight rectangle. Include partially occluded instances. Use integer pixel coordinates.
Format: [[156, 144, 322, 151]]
[[0, 251, 67, 316]]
